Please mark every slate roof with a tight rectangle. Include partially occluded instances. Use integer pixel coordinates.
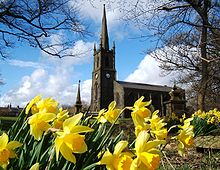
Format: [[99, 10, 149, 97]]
[[116, 81, 172, 92]]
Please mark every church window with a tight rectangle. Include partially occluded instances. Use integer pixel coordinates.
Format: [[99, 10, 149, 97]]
[[94, 83, 98, 100], [96, 56, 99, 68]]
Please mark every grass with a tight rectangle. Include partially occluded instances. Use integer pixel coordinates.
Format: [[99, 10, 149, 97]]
[[0, 116, 17, 121], [0, 116, 17, 131], [159, 142, 220, 170]]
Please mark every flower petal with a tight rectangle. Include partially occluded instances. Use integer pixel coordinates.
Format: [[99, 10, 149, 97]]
[[113, 141, 128, 155], [7, 141, 22, 150], [135, 131, 150, 154], [64, 134, 87, 153], [63, 113, 83, 130], [144, 140, 166, 151], [99, 149, 113, 165], [139, 152, 160, 170], [55, 137, 63, 161], [40, 113, 56, 122], [25, 95, 42, 114], [30, 124, 45, 141], [108, 101, 116, 110], [71, 125, 94, 134], [60, 143, 76, 163], [130, 158, 139, 170], [0, 133, 8, 148]]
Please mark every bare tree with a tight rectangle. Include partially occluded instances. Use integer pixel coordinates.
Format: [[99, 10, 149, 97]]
[[0, 0, 89, 58], [116, 0, 220, 110]]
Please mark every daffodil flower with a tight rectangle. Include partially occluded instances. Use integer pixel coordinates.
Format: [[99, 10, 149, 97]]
[[37, 97, 59, 113], [55, 113, 93, 163], [176, 118, 194, 156], [131, 96, 152, 126], [95, 109, 107, 123], [99, 140, 133, 170], [28, 112, 56, 141], [0, 133, 22, 169], [131, 131, 166, 170], [53, 108, 69, 129], [134, 123, 150, 137], [148, 111, 167, 140], [25, 95, 42, 114], [105, 101, 121, 124]]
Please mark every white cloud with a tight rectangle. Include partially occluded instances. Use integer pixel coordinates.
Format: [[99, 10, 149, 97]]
[[0, 40, 93, 107], [8, 59, 44, 69], [125, 54, 175, 86], [0, 67, 92, 107]]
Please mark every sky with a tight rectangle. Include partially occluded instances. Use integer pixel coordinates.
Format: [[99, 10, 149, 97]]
[[0, 1, 175, 107]]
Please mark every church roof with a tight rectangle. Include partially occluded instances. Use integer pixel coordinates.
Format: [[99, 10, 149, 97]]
[[116, 81, 172, 92]]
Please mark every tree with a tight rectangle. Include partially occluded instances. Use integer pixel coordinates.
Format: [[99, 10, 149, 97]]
[[0, 0, 88, 58], [116, 0, 220, 110]]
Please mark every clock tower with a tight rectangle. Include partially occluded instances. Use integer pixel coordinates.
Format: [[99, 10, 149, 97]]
[[90, 5, 116, 111]]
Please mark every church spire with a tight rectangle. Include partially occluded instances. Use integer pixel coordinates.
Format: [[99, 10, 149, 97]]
[[75, 80, 82, 113], [100, 4, 109, 50]]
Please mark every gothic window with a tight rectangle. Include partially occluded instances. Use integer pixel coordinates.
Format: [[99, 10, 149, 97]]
[[105, 56, 109, 67], [96, 56, 99, 68], [94, 83, 98, 100]]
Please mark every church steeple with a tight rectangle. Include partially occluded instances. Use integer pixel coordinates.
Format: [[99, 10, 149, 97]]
[[100, 4, 109, 50], [90, 5, 116, 112], [75, 80, 82, 113]]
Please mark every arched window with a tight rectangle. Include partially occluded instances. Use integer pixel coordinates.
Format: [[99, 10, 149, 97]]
[[96, 56, 99, 68], [94, 83, 98, 100]]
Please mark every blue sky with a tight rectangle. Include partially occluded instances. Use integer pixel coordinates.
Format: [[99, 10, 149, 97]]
[[0, 1, 174, 107]]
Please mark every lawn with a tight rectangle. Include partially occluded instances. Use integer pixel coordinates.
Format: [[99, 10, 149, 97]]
[[0, 116, 17, 130]]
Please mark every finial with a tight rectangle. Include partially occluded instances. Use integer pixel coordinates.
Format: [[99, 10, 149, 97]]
[[75, 80, 82, 113], [113, 41, 115, 48], [94, 43, 96, 52]]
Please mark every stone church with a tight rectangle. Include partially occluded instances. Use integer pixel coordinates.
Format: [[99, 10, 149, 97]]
[[89, 5, 186, 117]]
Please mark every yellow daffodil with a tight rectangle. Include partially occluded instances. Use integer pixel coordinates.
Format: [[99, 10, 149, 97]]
[[55, 113, 93, 163], [135, 123, 150, 137], [148, 111, 167, 140], [131, 96, 152, 126], [53, 108, 69, 129], [29, 163, 39, 170], [37, 97, 59, 114], [95, 109, 107, 123], [28, 112, 56, 141], [105, 101, 121, 124], [131, 131, 165, 170], [0, 133, 22, 169], [151, 129, 168, 140], [25, 95, 42, 114], [176, 118, 194, 156], [99, 140, 133, 170]]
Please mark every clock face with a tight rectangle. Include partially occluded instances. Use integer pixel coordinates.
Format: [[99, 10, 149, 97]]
[[105, 73, 110, 78], [95, 73, 98, 79]]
